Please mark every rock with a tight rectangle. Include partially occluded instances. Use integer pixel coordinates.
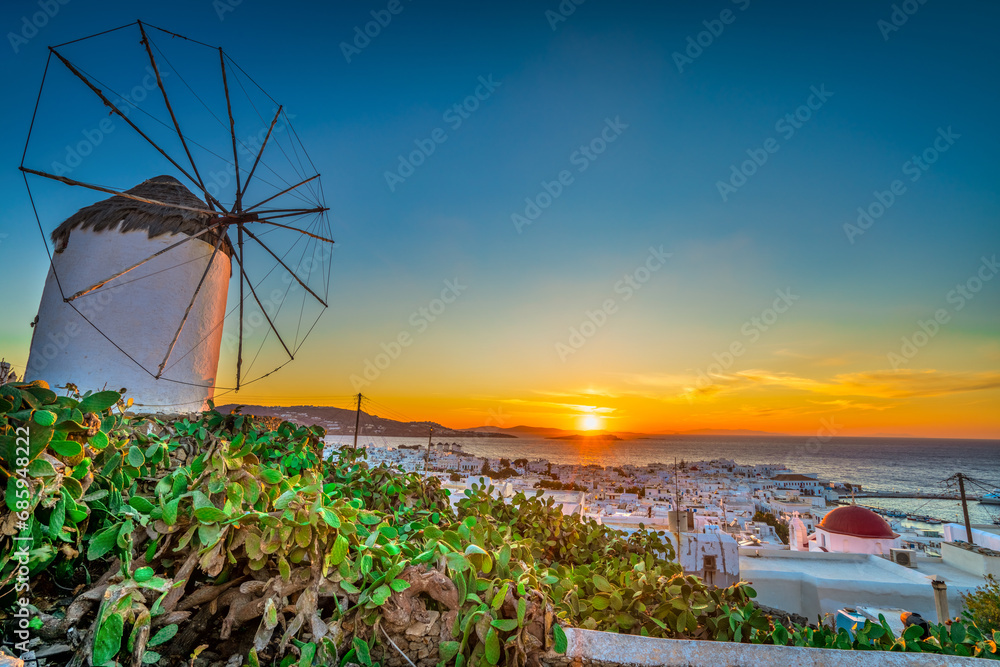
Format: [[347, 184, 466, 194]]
[[33, 644, 72, 659], [404, 610, 440, 637]]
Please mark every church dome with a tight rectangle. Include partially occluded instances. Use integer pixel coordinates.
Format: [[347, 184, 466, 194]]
[[818, 505, 898, 539]]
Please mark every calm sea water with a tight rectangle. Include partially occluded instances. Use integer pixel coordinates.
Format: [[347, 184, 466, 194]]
[[328, 434, 1000, 525]]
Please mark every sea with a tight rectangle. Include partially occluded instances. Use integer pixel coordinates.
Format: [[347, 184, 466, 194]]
[[325, 434, 1000, 526]]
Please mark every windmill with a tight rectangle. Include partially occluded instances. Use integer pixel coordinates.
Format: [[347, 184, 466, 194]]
[[20, 21, 334, 411]]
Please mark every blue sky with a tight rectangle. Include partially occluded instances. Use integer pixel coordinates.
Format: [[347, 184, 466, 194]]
[[1, 0, 998, 435]]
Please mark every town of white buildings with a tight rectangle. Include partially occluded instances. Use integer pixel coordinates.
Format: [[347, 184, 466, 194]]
[[327, 436, 1000, 632]]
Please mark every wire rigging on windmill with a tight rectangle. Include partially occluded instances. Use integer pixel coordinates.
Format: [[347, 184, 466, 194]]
[[19, 21, 334, 413]]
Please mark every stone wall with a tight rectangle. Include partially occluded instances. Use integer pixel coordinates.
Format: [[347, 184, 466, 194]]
[[539, 628, 986, 666]]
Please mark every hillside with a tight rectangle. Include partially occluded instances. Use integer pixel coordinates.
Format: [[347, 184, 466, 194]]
[[215, 403, 516, 438], [215, 405, 780, 440]]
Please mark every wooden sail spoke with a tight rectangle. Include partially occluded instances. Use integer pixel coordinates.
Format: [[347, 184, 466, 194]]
[[241, 105, 282, 201], [137, 21, 212, 210], [236, 224, 245, 390], [156, 233, 226, 378], [48, 47, 231, 214], [219, 48, 242, 213], [242, 174, 320, 213], [241, 226, 328, 307], [20, 167, 218, 216], [231, 236, 294, 361], [64, 220, 229, 301], [256, 219, 334, 244], [251, 207, 328, 217]]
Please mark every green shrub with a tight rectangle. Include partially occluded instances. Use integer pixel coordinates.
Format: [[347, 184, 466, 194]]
[[963, 574, 1000, 633], [2, 388, 998, 665]]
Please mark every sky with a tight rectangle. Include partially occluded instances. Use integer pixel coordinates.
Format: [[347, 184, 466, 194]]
[[1, 0, 998, 438]]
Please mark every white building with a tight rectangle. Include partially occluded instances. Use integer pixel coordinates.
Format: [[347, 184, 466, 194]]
[[770, 473, 826, 496], [459, 457, 484, 472]]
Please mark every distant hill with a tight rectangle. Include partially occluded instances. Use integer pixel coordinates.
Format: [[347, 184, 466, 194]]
[[466, 424, 778, 438], [681, 428, 775, 436], [214, 404, 515, 439], [465, 425, 656, 440], [215, 404, 780, 440]]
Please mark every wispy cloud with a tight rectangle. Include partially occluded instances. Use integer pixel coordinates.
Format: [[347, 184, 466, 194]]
[[620, 368, 1000, 401], [501, 397, 616, 414], [831, 370, 1000, 398]]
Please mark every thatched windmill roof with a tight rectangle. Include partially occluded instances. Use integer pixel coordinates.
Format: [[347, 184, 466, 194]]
[[52, 175, 234, 257]]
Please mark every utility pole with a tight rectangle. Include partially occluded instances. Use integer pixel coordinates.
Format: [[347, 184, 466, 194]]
[[673, 457, 682, 554], [957, 473, 975, 546], [425, 427, 432, 471], [352, 393, 362, 452]]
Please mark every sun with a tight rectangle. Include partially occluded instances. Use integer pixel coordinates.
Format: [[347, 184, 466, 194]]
[[581, 414, 602, 431]]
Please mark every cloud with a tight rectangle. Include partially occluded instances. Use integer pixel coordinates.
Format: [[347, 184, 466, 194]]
[[619, 368, 1000, 402], [501, 397, 616, 414], [830, 370, 1000, 398], [810, 399, 891, 411]]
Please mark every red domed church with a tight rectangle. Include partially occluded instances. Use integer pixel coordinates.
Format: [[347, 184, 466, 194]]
[[792, 505, 901, 555]]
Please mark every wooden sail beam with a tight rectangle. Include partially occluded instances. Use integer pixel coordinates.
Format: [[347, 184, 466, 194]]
[[219, 48, 243, 213], [236, 224, 245, 390], [241, 226, 328, 307], [20, 167, 219, 217], [241, 105, 282, 201], [252, 206, 328, 217], [255, 219, 334, 244], [137, 21, 213, 211], [231, 227, 294, 360], [156, 232, 226, 378], [48, 47, 231, 214], [242, 174, 320, 213]]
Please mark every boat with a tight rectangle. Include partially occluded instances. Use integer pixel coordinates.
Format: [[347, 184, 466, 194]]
[[980, 489, 1000, 506]]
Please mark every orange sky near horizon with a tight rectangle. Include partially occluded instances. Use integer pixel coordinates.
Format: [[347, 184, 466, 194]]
[[219, 363, 1000, 440]]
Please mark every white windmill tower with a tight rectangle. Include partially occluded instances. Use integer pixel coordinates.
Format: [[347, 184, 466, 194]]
[[26, 176, 233, 411], [20, 22, 333, 412]]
